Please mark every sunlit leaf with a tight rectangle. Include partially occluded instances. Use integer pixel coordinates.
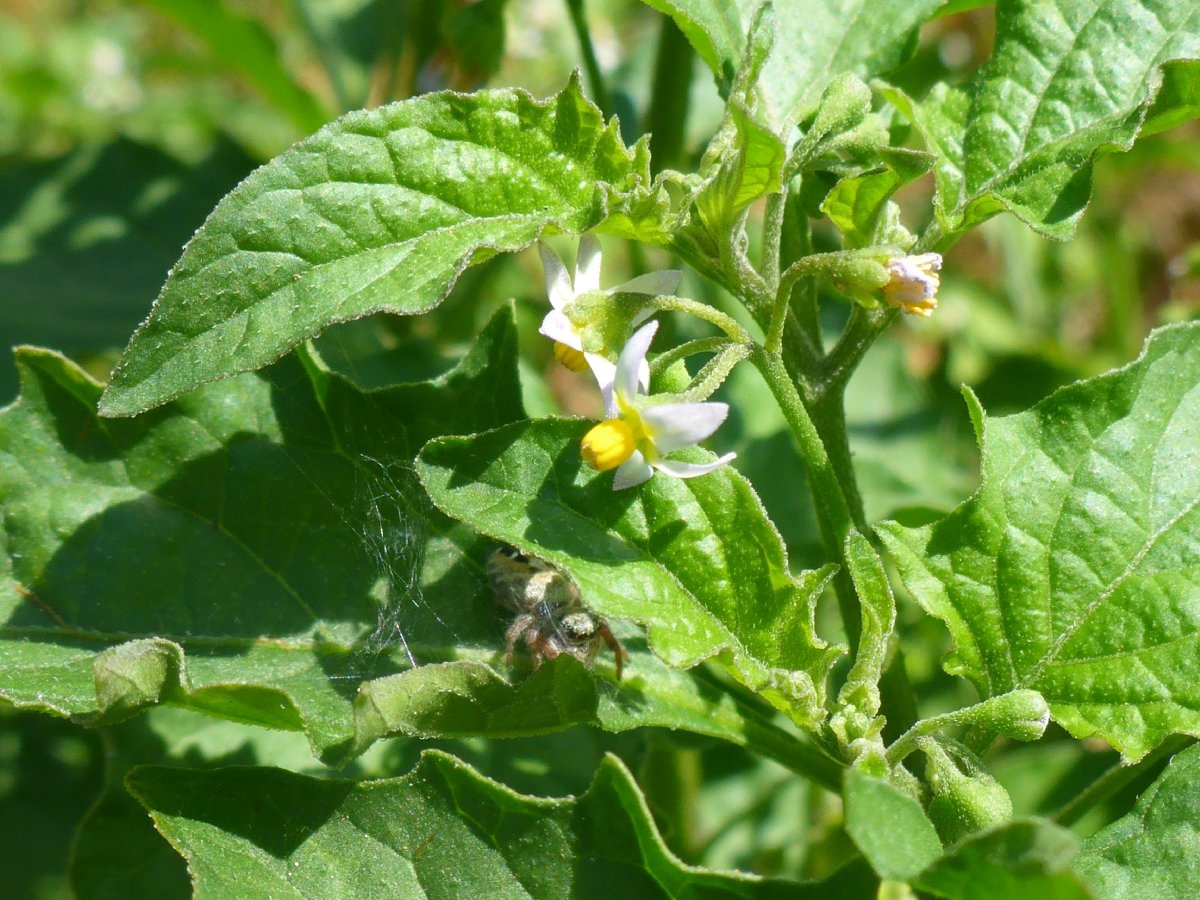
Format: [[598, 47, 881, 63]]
[[879, 323, 1200, 761], [99, 76, 664, 417], [0, 311, 526, 760], [887, 0, 1200, 239], [642, 0, 943, 126], [417, 419, 840, 729]]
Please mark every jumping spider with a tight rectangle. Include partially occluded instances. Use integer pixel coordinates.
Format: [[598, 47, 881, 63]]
[[486, 546, 627, 679]]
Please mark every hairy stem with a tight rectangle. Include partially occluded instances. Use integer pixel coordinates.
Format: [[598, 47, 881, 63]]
[[750, 349, 857, 550], [564, 0, 613, 118], [646, 15, 694, 174]]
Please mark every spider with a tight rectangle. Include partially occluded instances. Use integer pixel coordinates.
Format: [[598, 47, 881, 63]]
[[486, 546, 627, 679]]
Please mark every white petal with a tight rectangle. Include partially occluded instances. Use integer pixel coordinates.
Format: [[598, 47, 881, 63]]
[[615, 321, 658, 404], [574, 234, 603, 294], [653, 453, 736, 479], [614, 269, 682, 297], [638, 357, 650, 393], [583, 352, 618, 402], [612, 451, 653, 490], [539, 242, 574, 309], [640, 401, 729, 453], [539, 309, 582, 347]]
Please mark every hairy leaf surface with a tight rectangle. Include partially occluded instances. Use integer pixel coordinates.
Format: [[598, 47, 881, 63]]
[[1076, 742, 1200, 898], [0, 313, 526, 759], [417, 419, 840, 728], [129, 750, 808, 897], [879, 323, 1200, 761], [642, 0, 942, 126], [99, 77, 662, 417], [889, 0, 1200, 238]]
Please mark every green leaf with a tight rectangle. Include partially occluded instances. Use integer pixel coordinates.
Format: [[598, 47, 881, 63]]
[[3, 315, 836, 771], [830, 531, 896, 752], [417, 419, 840, 728], [0, 309, 526, 760], [692, 4, 785, 236], [128, 750, 806, 897], [638, 1, 744, 89], [890, 0, 1200, 239], [1076, 742, 1200, 898], [843, 769, 943, 881], [643, 0, 944, 126], [912, 819, 1092, 900], [820, 149, 934, 248], [878, 323, 1200, 761], [98, 75, 662, 417]]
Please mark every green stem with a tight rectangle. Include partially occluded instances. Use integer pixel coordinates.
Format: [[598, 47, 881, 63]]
[[750, 349, 857, 549], [693, 668, 844, 792], [564, 0, 613, 118], [647, 296, 754, 345], [645, 15, 693, 174], [782, 193, 824, 359], [761, 191, 787, 297], [681, 343, 750, 402], [649, 336, 732, 378]]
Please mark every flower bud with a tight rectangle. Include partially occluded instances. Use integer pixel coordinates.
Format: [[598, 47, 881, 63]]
[[968, 690, 1051, 743], [883, 253, 942, 317], [922, 739, 1012, 845]]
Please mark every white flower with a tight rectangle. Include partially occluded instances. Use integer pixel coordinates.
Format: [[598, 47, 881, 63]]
[[882, 252, 942, 317], [539, 234, 681, 398], [580, 321, 736, 490]]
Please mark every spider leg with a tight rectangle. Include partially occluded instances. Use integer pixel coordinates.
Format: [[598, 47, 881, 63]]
[[505, 614, 534, 668], [596, 621, 628, 680], [530, 627, 563, 669]]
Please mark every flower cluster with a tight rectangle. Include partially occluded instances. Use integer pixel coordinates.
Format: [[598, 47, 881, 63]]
[[538, 236, 735, 490]]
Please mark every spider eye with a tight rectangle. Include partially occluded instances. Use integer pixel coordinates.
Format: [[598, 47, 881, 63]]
[[500, 546, 529, 564], [560, 612, 598, 642]]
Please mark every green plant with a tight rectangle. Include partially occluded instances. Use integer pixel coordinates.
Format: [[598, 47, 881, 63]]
[[4, 1, 1200, 896]]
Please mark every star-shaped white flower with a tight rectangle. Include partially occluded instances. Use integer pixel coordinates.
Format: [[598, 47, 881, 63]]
[[539, 234, 681, 398], [580, 321, 736, 490]]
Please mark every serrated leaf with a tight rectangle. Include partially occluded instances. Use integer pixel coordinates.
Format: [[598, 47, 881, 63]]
[[878, 323, 1200, 761], [0, 310, 526, 759], [99, 76, 663, 417], [912, 819, 1092, 900], [128, 750, 806, 897], [643, 0, 944, 126], [843, 769, 943, 881], [1075, 742, 1200, 898], [417, 418, 840, 728], [890, 0, 1200, 239]]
